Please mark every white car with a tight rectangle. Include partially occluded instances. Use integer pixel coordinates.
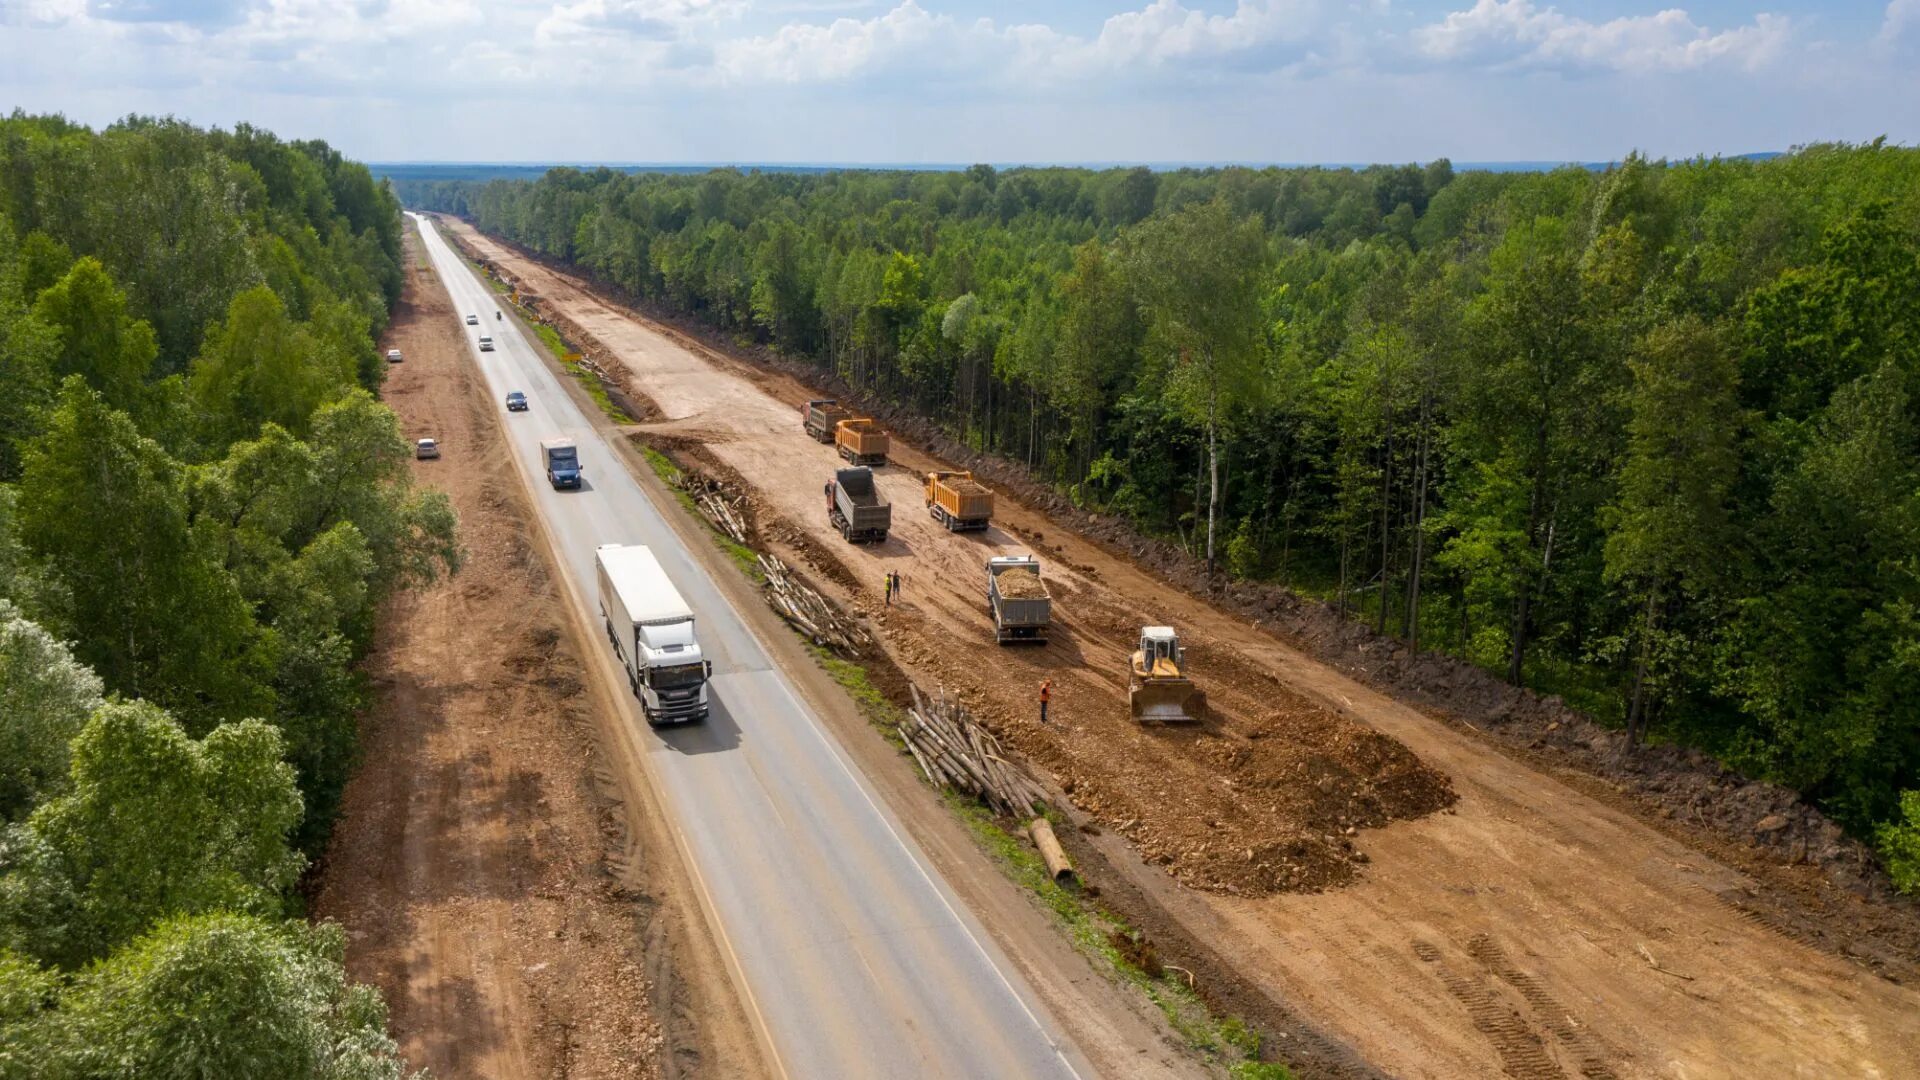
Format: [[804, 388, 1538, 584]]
[[415, 438, 440, 460], [478, 336, 495, 351], [465, 313, 478, 325], [386, 348, 403, 363]]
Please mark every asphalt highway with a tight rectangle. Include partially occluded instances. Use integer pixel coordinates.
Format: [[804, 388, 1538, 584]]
[[411, 214, 1085, 1079]]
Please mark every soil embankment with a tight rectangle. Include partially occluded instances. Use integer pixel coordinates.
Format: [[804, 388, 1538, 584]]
[[448, 217, 1920, 1080]]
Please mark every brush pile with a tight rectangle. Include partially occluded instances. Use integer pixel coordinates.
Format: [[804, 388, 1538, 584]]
[[676, 471, 751, 544], [757, 554, 871, 657], [901, 686, 1047, 817]]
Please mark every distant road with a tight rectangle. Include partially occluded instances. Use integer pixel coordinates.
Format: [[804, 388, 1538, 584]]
[[410, 214, 1084, 1080]]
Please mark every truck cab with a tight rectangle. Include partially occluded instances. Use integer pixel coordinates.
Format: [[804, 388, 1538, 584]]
[[597, 544, 712, 726], [542, 437, 582, 489], [630, 623, 711, 725]]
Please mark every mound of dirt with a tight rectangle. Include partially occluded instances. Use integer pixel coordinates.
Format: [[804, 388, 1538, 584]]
[[994, 566, 1047, 599]]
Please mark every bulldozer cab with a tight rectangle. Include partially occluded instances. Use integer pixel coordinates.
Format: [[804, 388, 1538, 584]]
[[1130, 626, 1202, 722], [1139, 627, 1181, 675]]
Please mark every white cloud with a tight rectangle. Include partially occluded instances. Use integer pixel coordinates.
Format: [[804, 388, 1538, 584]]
[[1881, 0, 1919, 46], [715, 0, 1346, 86], [536, 0, 740, 43], [1413, 0, 1791, 74]]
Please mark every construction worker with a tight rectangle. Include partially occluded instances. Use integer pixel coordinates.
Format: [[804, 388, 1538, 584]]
[[1039, 679, 1052, 724], [883, 572, 893, 606], [892, 570, 903, 598], [824, 480, 833, 514]]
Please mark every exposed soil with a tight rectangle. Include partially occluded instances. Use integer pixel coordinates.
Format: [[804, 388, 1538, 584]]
[[449, 220, 1920, 1080], [310, 233, 696, 1079]]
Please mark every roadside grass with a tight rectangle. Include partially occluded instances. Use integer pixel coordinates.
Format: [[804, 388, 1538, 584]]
[[639, 437, 1294, 1078], [948, 797, 1292, 1078], [641, 445, 763, 583]]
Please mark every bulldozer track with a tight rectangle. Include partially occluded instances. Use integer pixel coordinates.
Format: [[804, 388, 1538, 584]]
[[1466, 934, 1621, 1080], [1412, 940, 1565, 1080], [1705, 886, 1819, 950]]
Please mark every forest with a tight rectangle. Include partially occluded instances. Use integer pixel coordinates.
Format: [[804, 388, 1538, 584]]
[[0, 113, 445, 1075], [399, 146, 1920, 884]]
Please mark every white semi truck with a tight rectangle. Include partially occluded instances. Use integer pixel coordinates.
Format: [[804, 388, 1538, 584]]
[[596, 544, 711, 726]]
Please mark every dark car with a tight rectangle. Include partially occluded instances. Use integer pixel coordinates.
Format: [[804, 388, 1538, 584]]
[[505, 391, 528, 412]]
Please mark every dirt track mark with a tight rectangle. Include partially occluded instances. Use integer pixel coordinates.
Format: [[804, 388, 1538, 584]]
[[1414, 940, 1565, 1079], [1466, 934, 1621, 1080]]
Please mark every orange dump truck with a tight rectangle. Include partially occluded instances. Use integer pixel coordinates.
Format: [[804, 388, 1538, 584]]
[[835, 418, 889, 466], [924, 470, 993, 531], [802, 399, 852, 442]]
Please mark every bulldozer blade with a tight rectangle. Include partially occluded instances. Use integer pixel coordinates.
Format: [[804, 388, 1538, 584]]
[[1130, 680, 1202, 724]]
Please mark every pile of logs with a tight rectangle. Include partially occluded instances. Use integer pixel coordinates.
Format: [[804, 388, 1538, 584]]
[[901, 686, 1048, 818], [676, 472, 752, 545], [758, 554, 872, 657]]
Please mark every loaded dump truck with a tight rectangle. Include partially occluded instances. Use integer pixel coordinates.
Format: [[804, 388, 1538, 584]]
[[828, 467, 891, 543], [802, 399, 853, 442], [925, 471, 993, 532], [835, 418, 889, 466], [987, 555, 1050, 643], [596, 544, 711, 726]]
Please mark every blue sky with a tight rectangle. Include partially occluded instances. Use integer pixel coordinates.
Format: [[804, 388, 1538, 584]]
[[1, 1, 1914, 164]]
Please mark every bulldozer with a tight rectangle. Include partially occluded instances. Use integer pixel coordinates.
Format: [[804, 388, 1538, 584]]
[[1129, 626, 1204, 723]]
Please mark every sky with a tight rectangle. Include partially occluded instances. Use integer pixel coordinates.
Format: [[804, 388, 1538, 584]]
[[0, 1, 1915, 165]]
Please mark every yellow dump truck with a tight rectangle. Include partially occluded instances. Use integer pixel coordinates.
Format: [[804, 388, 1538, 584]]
[[835, 418, 889, 466], [924, 471, 992, 531]]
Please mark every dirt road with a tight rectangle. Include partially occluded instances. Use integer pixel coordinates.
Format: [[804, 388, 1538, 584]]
[[312, 231, 755, 1079], [451, 219, 1920, 1079]]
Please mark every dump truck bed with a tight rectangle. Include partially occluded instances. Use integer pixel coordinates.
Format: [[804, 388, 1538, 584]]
[[831, 467, 891, 542], [987, 556, 1050, 643], [927, 472, 993, 530], [835, 419, 889, 465], [803, 399, 852, 442]]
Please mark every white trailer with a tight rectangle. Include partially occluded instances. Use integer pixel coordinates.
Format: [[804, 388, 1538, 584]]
[[596, 544, 711, 726]]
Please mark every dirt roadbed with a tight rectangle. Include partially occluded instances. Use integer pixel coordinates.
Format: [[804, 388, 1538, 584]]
[[310, 232, 758, 1079], [451, 218, 1920, 1079]]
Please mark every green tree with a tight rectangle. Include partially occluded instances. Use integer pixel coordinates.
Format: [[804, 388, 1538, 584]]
[[14, 702, 303, 965], [18, 380, 266, 722], [48, 913, 411, 1080], [1602, 317, 1741, 745], [1123, 200, 1268, 573], [190, 286, 358, 445], [1445, 216, 1607, 684], [31, 257, 157, 414], [0, 948, 58, 1079], [0, 601, 103, 821]]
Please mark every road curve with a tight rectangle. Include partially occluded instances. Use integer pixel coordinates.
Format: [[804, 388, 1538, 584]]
[[411, 214, 1085, 1079]]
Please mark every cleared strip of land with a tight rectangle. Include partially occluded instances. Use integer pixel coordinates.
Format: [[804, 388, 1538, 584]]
[[453, 216, 1920, 1079]]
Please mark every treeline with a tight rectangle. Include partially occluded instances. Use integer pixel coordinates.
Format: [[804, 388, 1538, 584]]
[[404, 147, 1920, 883], [0, 113, 447, 1074]]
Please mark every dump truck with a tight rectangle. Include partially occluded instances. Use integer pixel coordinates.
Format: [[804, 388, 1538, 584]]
[[835, 418, 889, 466], [828, 467, 891, 543], [802, 399, 853, 443], [986, 555, 1050, 644], [596, 544, 711, 726], [925, 471, 993, 532], [1129, 626, 1203, 723], [542, 437, 582, 489]]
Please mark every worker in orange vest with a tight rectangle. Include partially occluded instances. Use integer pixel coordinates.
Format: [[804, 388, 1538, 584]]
[[1039, 679, 1052, 724]]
